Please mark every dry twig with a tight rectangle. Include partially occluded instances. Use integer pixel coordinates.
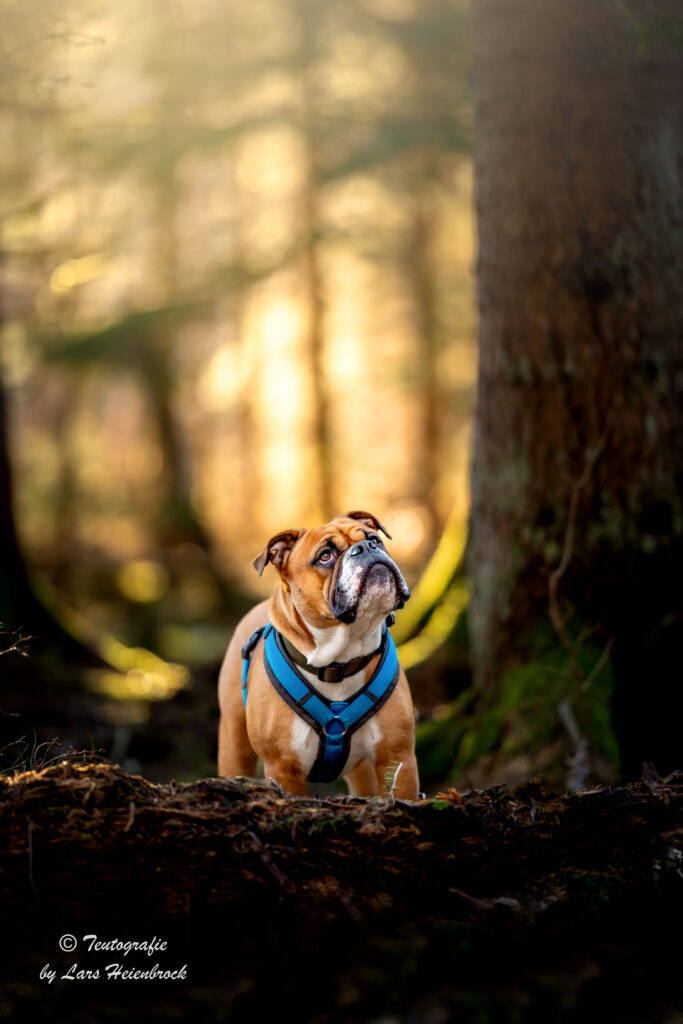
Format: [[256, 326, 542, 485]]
[[547, 414, 616, 789]]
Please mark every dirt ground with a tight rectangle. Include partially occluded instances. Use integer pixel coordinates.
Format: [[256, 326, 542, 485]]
[[0, 760, 681, 1022]]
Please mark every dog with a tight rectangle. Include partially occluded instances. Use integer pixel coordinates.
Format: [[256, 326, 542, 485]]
[[217, 511, 419, 798]]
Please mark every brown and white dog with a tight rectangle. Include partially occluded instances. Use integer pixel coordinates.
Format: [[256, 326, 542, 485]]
[[217, 511, 419, 798]]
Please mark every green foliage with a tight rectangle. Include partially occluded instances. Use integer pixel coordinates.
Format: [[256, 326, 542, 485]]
[[414, 686, 474, 784], [417, 618, 619, 788], [310, 815, 345, 834]]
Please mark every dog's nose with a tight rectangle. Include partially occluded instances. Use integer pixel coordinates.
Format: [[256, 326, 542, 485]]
[[349, 537, 381, 558]]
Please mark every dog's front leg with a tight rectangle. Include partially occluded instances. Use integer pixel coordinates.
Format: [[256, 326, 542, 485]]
[[263, 761, 309, 797], [345, 758, 380, 796]]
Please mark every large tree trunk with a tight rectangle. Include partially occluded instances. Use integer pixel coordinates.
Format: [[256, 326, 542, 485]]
[[469, 1, 683, 778]]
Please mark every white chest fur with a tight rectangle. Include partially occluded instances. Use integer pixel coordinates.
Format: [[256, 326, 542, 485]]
[[305, 619, 385, 666], [290, 666, 381, 779]]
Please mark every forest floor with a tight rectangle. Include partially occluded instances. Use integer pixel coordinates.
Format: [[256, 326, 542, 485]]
[[1, 760, 682, 1023]]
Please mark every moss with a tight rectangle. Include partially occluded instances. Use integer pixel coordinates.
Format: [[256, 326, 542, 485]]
[[309, 816, 346, 834], [565, 868, 630, 910], [458, 716, 502, 766], [416, 616, 620, 786], [415, 687, 473, 784]]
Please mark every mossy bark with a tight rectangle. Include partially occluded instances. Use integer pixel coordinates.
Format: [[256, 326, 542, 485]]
[[469, 0, 683, 777]]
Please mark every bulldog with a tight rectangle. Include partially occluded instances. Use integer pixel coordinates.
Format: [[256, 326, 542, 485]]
[[217, 511, 419, 798]]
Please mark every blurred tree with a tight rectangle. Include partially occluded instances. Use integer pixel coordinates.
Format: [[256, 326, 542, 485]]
[[407, 162, 442, 538], [0, 368, 100, 662], [0, 0, 105, 663], [42, 0, 228, 557], [469, 0, 683, 777], [46, 304, 215, 549], [296, 0, 333, 520], [0, 369, 33, 635], [380, 0, 471, 536]]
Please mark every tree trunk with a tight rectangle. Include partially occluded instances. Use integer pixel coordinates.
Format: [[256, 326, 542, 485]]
[[469, 1, 683, 778], [0, 370, 102, 665], [0, 369, 33, 637], [409, 164, 442, 540], [298, 0, 333, 522]]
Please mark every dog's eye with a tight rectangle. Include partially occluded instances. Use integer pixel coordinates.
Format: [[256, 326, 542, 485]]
[[368, 536, 380, 549], [317, 549, 334, 564]]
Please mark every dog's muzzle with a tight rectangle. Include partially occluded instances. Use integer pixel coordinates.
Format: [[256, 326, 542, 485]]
[[330, 540, 410, 624]]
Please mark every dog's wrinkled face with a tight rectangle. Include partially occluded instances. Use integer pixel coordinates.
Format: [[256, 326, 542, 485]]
[[253, 511, 410, 630]]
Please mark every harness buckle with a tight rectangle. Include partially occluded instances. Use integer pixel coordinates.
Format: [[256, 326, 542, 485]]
[[318, 663, 346, 683], [324, 716, 347, 738]]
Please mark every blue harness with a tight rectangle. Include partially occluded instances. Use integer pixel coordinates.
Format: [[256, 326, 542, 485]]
[[241, 623, 400, 783]]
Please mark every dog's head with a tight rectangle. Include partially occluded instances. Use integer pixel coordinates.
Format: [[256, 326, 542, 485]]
[[253, 511, 410, 630]]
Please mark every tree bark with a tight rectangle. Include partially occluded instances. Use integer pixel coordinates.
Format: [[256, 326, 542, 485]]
[[469, 0, 683, 777]]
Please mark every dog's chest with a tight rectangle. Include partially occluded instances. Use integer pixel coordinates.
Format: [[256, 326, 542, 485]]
[[290, 668, 381, 778]]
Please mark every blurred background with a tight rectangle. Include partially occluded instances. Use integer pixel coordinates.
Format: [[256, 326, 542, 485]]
[[0, 0, 474, 788]]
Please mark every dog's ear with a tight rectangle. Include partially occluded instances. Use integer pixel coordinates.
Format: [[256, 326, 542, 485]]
[[252, 529, 303, 577], [344, 510, 392, 540]]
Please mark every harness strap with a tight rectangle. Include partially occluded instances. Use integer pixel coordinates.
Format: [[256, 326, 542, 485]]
[[240, 621, 401, 783], [263, 625, 400, 783], [241, 626, 266, 708]]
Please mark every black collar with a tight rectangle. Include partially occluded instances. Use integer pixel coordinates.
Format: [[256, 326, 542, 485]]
[[280, 613, 395, 684]]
